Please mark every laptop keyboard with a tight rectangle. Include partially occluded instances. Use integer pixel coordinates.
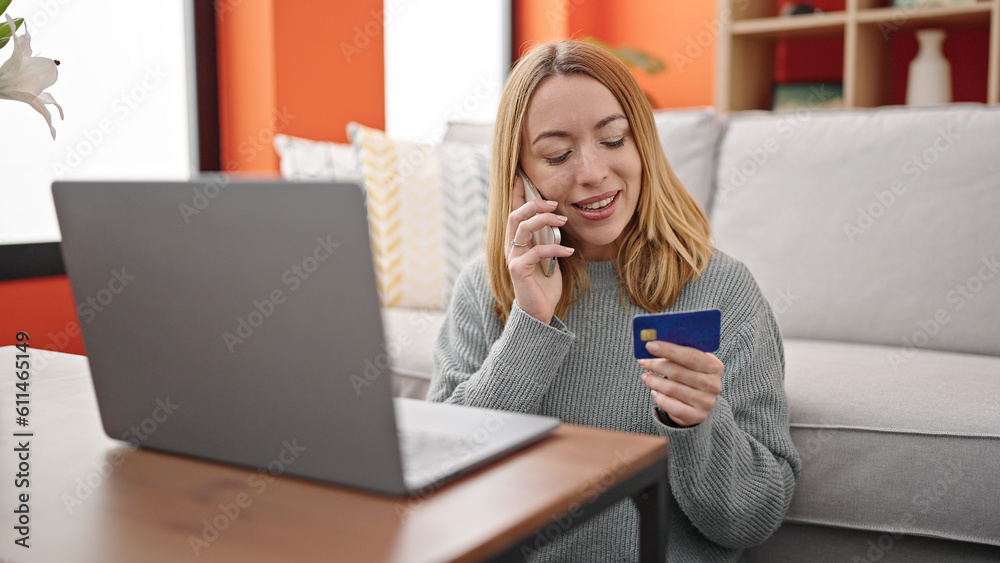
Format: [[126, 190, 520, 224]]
[[398, 428, 488, 484]]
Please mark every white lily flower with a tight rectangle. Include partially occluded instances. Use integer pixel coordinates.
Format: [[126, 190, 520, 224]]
[[0, 13, 63, 139]]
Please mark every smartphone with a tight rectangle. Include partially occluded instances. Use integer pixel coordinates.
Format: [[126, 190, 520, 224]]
[[517, 168, 562, 277]]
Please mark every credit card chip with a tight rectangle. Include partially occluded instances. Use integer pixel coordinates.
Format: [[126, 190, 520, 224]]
[[640, 328, 657, 341]]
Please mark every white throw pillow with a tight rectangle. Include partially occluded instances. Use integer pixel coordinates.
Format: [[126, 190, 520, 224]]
[[273, 133, 361, 183]]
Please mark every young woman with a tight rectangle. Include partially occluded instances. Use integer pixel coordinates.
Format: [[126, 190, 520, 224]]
[[428, 40, 800, 562]]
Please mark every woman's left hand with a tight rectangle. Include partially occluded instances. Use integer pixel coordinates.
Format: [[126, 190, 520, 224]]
[[639, 341, 724, 427]]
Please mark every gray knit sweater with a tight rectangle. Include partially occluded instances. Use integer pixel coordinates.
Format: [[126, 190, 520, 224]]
[[427, 250, 801, 562]]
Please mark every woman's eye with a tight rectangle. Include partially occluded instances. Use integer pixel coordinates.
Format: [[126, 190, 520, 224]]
[[545, 152, 570, 165], [603, 137, 626, 148]]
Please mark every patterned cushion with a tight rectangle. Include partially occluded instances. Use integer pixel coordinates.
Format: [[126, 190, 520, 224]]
[[273, 133, 361, 183], [347, 123, 489, 309]]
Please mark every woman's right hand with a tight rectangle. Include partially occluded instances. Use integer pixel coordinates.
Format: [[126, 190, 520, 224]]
[[506, 175, 575, 324]]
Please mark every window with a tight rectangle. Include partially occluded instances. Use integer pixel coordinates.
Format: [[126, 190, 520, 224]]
[[384, 0, 510, 142], [0, 0, 194, 245]]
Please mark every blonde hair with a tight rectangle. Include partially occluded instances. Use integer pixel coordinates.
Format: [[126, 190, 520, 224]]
[[486, 40, 713, 323]]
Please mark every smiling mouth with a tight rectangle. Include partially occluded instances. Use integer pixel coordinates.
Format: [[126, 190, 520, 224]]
[[573, 192, 619, 211]]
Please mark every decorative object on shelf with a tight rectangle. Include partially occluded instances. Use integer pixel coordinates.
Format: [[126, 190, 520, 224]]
[[906, 29, 952, 106], [892, 0, 976, 8], [780, 3, 821, 16], [0, 0, 63, 139], [772, 82, 844, 112]]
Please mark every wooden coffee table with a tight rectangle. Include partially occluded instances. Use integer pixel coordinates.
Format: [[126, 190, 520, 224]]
[[1, 346, 669, 562]]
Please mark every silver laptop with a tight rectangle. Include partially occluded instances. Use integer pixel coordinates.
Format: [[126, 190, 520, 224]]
[[52, 178, 558, 496]]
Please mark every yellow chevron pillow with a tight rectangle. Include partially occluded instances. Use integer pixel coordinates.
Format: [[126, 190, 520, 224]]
[[347, 123, 489, 310]]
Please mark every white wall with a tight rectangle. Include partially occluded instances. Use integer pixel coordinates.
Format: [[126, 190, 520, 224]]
[[384, 0, 509, 143], [0, 0, 193, 245]]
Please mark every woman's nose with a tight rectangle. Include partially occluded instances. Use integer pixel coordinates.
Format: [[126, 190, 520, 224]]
[[574, 145, 608, 187]]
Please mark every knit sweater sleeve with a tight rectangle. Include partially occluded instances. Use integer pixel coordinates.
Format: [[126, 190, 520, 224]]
[[426, 259, 577, 413], [652, 262, 801, 549]]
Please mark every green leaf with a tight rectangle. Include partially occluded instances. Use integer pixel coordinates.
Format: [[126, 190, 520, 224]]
[[581, 36, 667, 75], [0, 16, 23, 48], [616, 48, 667, 75], [0, 0, 11, 18], [0, 17, 23, 38]]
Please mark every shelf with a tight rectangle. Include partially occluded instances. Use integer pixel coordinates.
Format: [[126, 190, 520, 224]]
[[731, 11, 848, 38], [715, 0, 999, 110], [857, 3, 994, 29]]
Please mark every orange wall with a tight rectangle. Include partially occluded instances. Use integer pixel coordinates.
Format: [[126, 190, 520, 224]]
[[514, 0, 717, 109], [514, 0, 569, 53], [216, 1, 278, 172], [0, 276, 86, 356], [273, 1, 386, 144], [216, 1, 715, 173], [217, 0, 385, 173]]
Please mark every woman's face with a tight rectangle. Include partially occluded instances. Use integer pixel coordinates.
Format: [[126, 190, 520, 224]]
[[519, 73, 642, 261]]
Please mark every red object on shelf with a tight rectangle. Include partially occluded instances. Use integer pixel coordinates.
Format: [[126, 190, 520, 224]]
[[775, 0, 848, 85], [777, 0, 847, 17], [777, 36, 846, 84]]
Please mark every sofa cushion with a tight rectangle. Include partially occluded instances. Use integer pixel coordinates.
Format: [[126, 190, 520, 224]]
[[746, 523, 1000, 563], [272, 133, 361, 183], [443, 121, 493, 144], [381, 307, 446, 400], [347, 123, 489, 309], [783, 338, 1000, 546], [651, 107, 726, 213], [711, 105, 1000, 356]]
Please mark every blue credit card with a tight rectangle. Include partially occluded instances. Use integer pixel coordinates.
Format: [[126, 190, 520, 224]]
[[633, 309, 721, 358]]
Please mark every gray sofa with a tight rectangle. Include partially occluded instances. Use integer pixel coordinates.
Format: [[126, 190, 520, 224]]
[[291, 105, 1000, 559]]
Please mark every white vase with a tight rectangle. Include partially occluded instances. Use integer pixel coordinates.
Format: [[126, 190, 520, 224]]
[[906, 29, 952, 106]]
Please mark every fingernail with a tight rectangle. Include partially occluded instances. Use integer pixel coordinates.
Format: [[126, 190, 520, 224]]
[[546, 200, 558, 206], [645, 341, 660, 353], [650, 389, 658, 398], [556, 215, 568, 221]]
